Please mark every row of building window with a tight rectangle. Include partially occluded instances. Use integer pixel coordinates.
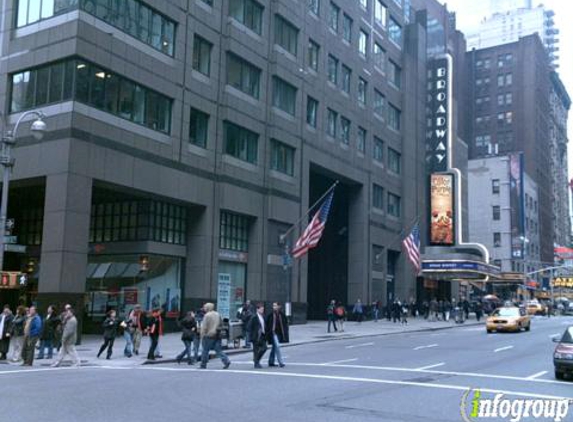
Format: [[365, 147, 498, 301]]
[[475, 54, 513, 69], [475, 73, 513, 88], [10, 58, 172, 133], [89, 200, 187, 245], [373, 184, 401, 217], [16, 0, 176, 56]]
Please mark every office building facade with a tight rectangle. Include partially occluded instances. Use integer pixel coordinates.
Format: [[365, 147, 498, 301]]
[[0, 0, 429, 330]]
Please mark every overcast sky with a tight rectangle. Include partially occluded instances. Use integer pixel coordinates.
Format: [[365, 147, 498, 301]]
[[438, 0, 573, 180]]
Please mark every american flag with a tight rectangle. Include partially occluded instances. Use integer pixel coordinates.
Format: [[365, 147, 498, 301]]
[[402, 223, 421, 272], [292, 190, 334, 259]]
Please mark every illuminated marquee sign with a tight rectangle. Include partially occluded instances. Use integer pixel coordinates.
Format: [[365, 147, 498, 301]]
[[553, 278, 573, 288], [426, 57, 451, 173], [430, 173, 455, 245]]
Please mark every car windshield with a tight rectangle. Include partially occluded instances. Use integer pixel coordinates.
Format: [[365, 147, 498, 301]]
[[492, 308, 519, 317], [561, 327, 573, 344]]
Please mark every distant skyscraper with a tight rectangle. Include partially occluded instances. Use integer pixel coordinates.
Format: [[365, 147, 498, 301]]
[[466, 3, 559, 68]]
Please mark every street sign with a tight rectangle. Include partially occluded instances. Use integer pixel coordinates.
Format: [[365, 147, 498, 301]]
[[4, 244, 26, 253], [4, 236, 17, 244]]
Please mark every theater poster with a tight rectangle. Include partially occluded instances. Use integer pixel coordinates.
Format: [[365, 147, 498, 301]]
[[430, 173, 455, 245]]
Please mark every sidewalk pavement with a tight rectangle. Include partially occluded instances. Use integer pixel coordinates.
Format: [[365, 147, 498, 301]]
[[23, 316, 481, 368]]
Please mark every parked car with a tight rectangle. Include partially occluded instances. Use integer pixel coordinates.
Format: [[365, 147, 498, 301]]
[[486, 307, 531, 333], [553, 326, 573, 380]]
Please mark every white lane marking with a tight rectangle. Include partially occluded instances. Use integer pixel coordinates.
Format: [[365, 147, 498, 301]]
[[494, 346, 514, 353], [345, 342, 374, 349], [273, 362, 569, 386], [320, 358, 358, 365], [414, 344, 438, 350], [135, 365, 572, 401], [415, 362, 445, 370], [527, 371, 548, 379]]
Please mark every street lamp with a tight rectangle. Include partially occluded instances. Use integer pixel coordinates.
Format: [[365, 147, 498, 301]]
[[0, 110, 47, 272]]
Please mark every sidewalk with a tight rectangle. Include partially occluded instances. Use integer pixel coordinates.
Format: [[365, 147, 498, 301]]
[[43, 316, 482, 368]]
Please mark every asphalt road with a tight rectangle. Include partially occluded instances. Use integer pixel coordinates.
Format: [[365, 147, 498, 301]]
[[1, 316, 572, 422]]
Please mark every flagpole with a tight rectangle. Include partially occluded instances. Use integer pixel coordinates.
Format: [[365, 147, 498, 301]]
[[280, 180, 339, 243]]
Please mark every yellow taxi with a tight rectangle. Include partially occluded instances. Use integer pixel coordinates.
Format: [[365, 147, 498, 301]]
[[486, 306, 531, 333], [526, 300, 546, 316]]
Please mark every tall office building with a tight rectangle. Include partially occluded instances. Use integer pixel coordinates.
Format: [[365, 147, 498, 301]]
[[465, 3, 559, 68], [0, 0, 430, 331], [466, 34, 569, 270]]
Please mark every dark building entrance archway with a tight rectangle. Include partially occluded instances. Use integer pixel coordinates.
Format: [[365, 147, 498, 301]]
[[306, 171, 349, 319]]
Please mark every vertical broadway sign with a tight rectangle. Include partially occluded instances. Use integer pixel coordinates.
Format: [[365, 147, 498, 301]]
[[426, 56, 451, 173]]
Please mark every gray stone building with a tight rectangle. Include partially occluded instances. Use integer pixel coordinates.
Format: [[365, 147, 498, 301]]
[[0, 0, 428, 330]]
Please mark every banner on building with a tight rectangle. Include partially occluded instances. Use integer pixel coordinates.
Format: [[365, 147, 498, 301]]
[[430, 173, 455, 245], [217, 273, 232, 319], [509, 153, 525, 259]]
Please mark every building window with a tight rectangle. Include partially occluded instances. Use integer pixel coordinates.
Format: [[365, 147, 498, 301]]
[[306, 96, 318, 127], [10, 58, 172, 133], [388, 17, 402, 46], [224, 121, 259, 164], [220, 211, 250, 252], [374, 0, 387, 26], [275, 15, 298, 56], [493, 232, 501, 247], [229, 0, 264, 35], [360, 0, 368, 9], [373, 184, 384, 209], [387, 193, 401, 217], [90, 200, 187, 245], [359, 30, 369, 57], [327, 108, 338, 137], [227, 53, 261, 99], [340, 116, 350, 144], [357, 127, 366, 153], [388, 60, 401, 88], [19, 207, 43, 246], [492, 179, 500, 194], [189, 108, 209, 148], [374, 89, 385, 116], [272, 76, 297, 116], [341, 65, 351, 94], [329, 2, 340, 33], [505, 73, 512, 86], [497, 75, 504, 87], [193, 35, 212, 77], [388, 148, 401, 174], [492, 205, 500, 221], [388, 103, 401, 131], [505, 93, 512, 105], [270, 139, 295, 176], [327, 54, 338, 85], [497, 94, 504, 106], [373, 136, 384, 162], [16, 0, 177, 56], [308, 39, 320, 71], [373, 42, 385, 70], [343, 14, 352, 43], [358, 78, 367, 105], [200, 0, 213, 5], [308, 0, 320, 15]]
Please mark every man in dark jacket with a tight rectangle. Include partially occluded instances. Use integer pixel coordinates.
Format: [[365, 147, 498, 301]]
[[248, 303, 267, 368], [38, 305, 60, 360], [0, 305, 13, 360], [237, 300, 254, 348], [22, 306, 42, 366], [265, 302, 289, 368]]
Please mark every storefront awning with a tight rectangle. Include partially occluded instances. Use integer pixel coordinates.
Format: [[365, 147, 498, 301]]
[[421, 259, 501, 281]]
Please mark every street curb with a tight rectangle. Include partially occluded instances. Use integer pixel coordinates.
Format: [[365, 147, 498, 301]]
[[141, 320, 482, 365]]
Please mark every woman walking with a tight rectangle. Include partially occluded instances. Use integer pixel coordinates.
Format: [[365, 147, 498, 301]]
[[10, 306, 26, 362], [176, 311, 197, 365], [97, 310, 118, 360]]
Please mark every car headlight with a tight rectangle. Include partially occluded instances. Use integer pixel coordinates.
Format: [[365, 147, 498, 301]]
[[555, 352, 573, 360]]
